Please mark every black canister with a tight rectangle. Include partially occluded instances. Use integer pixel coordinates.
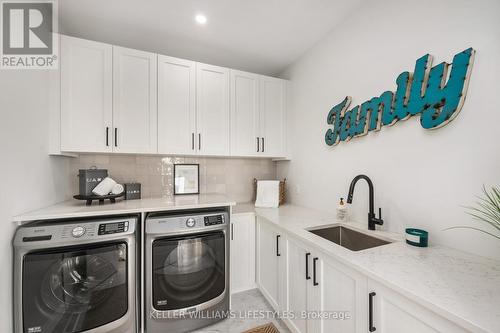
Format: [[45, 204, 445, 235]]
[[124, 183, 141, 200], [78, 167, 108, 196]]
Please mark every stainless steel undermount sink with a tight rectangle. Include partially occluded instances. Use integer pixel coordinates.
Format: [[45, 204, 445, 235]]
[[308, 225, 391, 251]]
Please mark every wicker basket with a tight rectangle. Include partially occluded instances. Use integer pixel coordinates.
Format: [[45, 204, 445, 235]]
[[253, 178, 287, 205]]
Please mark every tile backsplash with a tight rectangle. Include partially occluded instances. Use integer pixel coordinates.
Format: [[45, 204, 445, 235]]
[[70, 155, 277, 203]]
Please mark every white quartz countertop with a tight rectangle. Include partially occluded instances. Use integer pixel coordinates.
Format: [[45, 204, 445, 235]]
[[252, 204, 500, 333], [13, 194, 236, 223]]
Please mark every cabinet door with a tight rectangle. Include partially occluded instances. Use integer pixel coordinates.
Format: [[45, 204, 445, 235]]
[[230, 214, 256, 294], [259, 76, 286, 158], [256, 219, 283, 310], [367, 280, 468, 333], [286, 237, 310, 333], [230, 70, 260, 156], [113, 46, 157, 153], [311, 256, 367, 333], [60, 35, 112, 152], [158, 56, 196, 155], [196, 63, 230, 156]]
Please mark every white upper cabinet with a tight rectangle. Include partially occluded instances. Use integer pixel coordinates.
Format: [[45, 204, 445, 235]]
[[260, 76, 286, 158], [196, 63, 230, 156], [113, 46, 157, 154], [230, 73, 288, 158], [61, 35, 113, 152], [230, 70, 260, 156], [157, 56, 196, 155], [58, 35, 288, 158]]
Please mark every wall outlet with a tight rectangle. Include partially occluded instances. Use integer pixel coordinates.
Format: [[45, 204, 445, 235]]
[[294, 184, 301, 195]]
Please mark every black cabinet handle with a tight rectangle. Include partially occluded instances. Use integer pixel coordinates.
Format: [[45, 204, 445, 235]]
[[276, 235, 281, 256], [262, 137, 265, 152], [198, 133, 201, 150], [369, 292, 376, 332], [305, 253, 311, 280], [114, 128, 118, 147], [192, 133, 195, 150], [231, 223, 234, 241], [106, 127, 109, 146], [313, 257, 319, 286], [257, 137, 260, 152]]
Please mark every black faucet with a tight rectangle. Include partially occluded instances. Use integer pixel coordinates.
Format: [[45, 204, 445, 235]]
[[347, 175, 384, 230]]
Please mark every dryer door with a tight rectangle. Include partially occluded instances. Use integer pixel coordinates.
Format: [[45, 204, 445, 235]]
[[152, 231, 226, 312], [22, 242, 128, 333]]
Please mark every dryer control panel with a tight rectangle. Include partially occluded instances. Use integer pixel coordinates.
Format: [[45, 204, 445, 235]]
[[204, 214, 225, 226], [98, 221, 129, 235]]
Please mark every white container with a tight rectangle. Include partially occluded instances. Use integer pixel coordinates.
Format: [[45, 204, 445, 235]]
[[336, 198, 348, 222], [92, 177, 117, 196]]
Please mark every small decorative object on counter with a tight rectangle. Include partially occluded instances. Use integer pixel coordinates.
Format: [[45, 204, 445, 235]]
[[78, 166, 108, 196], [405, 228, 429, 247], [92, 177, 117, 196], [174, 164, 199, 195], [336, 197, 348, 222], [125, 183, 142, 200], [253, 178, 286, 205], [255, 180, 281, 208], [73, 192, 124, 206]]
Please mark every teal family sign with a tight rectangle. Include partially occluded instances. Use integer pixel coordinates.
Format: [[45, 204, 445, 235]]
[[325, 48, 475, 146]]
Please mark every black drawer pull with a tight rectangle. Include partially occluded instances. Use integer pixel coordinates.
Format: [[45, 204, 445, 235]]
[[276, 235, 281, 256], [106, 127, 109, 146], [305, 252, 311, 280], [257, 137, 260, 152], [369, 292, 376, 332], [313, 257, 319, 286], [114, 128, 118, 147]]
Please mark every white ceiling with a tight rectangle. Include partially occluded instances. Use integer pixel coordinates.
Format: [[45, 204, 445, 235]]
[[59, 0, 363, 75]]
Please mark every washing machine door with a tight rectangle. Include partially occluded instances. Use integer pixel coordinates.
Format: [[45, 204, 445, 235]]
[[152, 230, 226, 311], [22, 242, 128, 333]]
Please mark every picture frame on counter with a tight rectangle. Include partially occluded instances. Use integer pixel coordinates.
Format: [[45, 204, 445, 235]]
[[174, 164, 200, 195]]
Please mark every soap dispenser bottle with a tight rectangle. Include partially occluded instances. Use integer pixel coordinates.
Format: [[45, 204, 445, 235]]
[[337, 197, 348, 222]]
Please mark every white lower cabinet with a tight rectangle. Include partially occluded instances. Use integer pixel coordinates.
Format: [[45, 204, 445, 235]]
[[230, 213, 256, 294], [285, 236, 366, 333], [256, 221, 472, 333], [256, 218, 286, 311], [313, 256, 367, 333], [286, 237, 312, 333], [367, 279, 468, 333]]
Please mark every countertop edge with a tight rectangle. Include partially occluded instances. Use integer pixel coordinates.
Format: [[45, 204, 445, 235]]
[[13, 197, 237, 223]]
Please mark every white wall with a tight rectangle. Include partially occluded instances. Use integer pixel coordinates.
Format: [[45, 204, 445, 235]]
[[278, 0, 500, 260], [0, 70, 72, 331]]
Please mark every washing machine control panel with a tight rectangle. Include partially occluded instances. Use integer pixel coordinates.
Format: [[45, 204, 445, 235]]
[[204, 214, 225, 226], [98, 221, 129, 235]]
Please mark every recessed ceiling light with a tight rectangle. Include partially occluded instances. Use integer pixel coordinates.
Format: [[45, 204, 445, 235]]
[[195, 14, 207, 25]]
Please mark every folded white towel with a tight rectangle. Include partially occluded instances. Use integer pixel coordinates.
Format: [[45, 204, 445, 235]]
[[92, 177, 117, 196], [255, 180, 280, 208], [111, 183, 124, 195]]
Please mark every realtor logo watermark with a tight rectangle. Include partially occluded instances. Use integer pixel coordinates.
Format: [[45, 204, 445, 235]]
[[1, 0, 58, 69]]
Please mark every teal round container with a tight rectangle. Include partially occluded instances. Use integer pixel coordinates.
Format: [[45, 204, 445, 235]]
[[405, 228, 428, 247]]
